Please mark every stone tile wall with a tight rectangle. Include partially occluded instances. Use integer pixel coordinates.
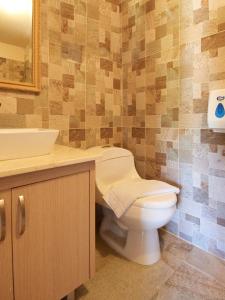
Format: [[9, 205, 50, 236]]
[[176, 0, 225, 259], [0, 0, 122, 148], [121, 0, 180, 179], [121, 0, 225, 260], [0, 0, 225, 260]]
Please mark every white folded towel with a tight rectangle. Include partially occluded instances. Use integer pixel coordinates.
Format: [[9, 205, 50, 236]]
[[103, 178, 180, 218]]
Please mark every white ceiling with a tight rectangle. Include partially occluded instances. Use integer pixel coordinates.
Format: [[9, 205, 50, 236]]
[[0, 0, 32, 48]]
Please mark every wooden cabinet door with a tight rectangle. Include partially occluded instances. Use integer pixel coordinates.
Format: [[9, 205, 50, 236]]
[[12, 172, 90, 300], [0, 190, 13, 300]]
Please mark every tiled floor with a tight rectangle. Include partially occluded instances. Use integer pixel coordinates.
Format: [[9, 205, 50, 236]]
[[72, 230, 225, 300]]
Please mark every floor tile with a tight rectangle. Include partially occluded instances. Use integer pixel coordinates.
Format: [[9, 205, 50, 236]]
[[156, 262, 225, 300], [186, 246, 225, 287], [76, 236, 174, 300], [159, 230, 193, 270], [72, 232, 225, 300]]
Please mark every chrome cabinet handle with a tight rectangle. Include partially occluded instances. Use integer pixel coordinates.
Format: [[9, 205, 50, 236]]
[[0, 199, 6, 242], [18, 195, 26, 236]]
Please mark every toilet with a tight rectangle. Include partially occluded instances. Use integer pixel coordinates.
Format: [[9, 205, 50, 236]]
[[90, 146, 178, 265]]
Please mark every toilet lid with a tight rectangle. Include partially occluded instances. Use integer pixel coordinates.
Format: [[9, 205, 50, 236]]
[[133, 193, 177, 209]]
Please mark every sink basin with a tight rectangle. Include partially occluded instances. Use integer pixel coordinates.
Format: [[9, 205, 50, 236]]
[[0, 128, 59, 160]]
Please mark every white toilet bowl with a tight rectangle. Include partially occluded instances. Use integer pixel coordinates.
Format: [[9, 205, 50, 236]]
[[100, 193, 176, 265], [89, 146, 178, 265]]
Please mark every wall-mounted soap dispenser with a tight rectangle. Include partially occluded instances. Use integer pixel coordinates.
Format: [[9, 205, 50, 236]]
[[208, 89, 225, 132]]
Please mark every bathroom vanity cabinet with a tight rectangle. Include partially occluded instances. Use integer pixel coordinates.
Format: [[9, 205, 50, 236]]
[[0, 161, 95, 300]]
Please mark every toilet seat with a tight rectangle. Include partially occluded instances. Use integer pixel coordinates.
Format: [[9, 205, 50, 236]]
[[133, 193, 177, 209], [119, 193, 177, 232]]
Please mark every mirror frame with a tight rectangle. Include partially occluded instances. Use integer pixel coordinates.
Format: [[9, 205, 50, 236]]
[[0, 0, 40, 93]]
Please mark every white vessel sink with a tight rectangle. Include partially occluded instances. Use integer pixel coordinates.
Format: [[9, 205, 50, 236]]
[[0, 128, 59, 160]]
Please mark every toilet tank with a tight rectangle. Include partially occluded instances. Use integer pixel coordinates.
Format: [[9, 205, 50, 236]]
[[88, 146, 140, 194]]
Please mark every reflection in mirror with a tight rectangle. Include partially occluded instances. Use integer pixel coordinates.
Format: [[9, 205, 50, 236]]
[[0, 0, 39, 91], [0, 0, 33, 83]]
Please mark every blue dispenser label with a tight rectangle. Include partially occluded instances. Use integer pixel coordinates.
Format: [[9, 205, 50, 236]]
[[215, 103, 225, 118]]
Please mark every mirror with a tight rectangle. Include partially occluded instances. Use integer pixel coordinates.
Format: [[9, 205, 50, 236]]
[[0, 0, 40, 92]]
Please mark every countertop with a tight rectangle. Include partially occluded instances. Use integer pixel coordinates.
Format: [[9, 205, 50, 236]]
[[0, 145, 100, 178]]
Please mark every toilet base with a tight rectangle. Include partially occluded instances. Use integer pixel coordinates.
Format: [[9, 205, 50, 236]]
[[100, 215, 161, 265]]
